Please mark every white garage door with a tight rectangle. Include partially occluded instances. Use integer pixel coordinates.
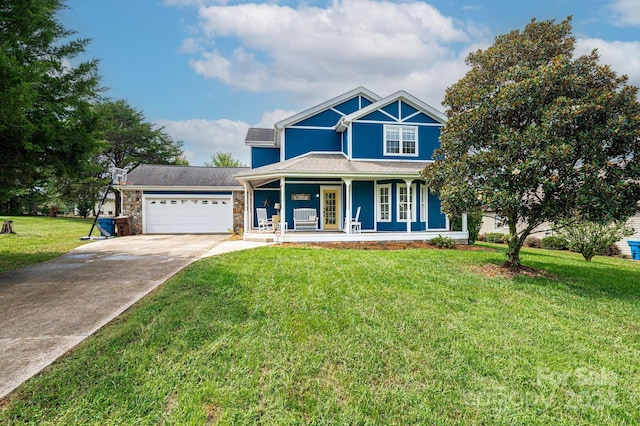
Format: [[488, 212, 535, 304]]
[[145, 195, 233, 234]]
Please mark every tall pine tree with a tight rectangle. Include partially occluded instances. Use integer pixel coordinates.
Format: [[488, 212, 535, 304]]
[[0, 0, 102, 202]]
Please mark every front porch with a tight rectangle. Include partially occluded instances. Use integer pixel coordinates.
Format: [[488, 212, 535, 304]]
[[244, 229, 470, 244]]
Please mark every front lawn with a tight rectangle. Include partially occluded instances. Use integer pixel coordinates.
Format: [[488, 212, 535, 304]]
[[0, 216, 98, 272], [1, 245, 639, 424]]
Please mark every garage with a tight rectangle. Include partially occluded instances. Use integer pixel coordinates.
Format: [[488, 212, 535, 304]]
[[117, 164, 248, 235], [145, 195, 233, 234]]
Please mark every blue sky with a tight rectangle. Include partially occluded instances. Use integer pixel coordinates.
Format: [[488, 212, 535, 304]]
[[61, 0, 640, 166]]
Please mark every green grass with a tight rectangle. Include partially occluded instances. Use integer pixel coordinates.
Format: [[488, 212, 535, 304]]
[[0, 216, 99, 272], [2, 244, 640, 424]]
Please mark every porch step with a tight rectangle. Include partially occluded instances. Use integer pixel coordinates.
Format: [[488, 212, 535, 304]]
[[244, 234, 275, 243]]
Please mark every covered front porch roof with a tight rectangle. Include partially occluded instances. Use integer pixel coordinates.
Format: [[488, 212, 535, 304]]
[[235, 153, 431, 185]]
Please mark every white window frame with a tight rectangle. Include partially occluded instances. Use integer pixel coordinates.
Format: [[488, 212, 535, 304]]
[[384, 125, 418, 157], [376, 184, 391, 222], [397, 184, 416, 222], [420, 185, 428, 222]]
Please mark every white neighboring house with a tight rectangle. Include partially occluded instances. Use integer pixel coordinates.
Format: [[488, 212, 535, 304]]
[[480, 211, 640, 257], [74, 192, 116, 217], [96, 192, 116, 217], [479, 212, 553, 239], [616, 213, 640, 257]]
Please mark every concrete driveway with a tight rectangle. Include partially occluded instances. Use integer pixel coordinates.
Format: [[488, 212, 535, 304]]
[[0, 234, 231, 399]]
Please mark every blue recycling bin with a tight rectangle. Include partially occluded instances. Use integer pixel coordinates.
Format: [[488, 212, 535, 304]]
[[628, 240, 640, 260], [97, 217, 116, 237]]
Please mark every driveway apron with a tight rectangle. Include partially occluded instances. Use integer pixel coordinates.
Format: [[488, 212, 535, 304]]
[[0, 234, 227, 399]]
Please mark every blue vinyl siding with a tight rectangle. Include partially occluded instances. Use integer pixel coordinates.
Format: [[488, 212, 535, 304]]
[[254, 189, 280, 228], [401, 102, 419, 119], [334, 97, 362, 115], [351, 122, 382, 159], [351, 181, 374, 230], [351, 122, 439, 161], [428, 190, 447, 229], [418, 126, 442, 160], [361, 97, 373, 108], [295, 109, 342, 127], [360, 110, 396, 122], [283, 183, 321, 229], [382, 102, 399, 119], [251, 147, 280, 168], [349, 118, 441, 161], [405, 112, 440, 124], [284, 128, 342, 159], [342, 130, 348, 155]]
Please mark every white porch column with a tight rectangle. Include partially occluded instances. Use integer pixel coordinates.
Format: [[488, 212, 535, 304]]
[[280, 177, 286, 231], [404, 179, 413, 233], [462, 213, 468, 232], [243, 182, 250, 232], [344, 178, 352, 234]]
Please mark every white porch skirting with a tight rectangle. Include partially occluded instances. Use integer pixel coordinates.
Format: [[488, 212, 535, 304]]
[[244, 230, 469, 244]]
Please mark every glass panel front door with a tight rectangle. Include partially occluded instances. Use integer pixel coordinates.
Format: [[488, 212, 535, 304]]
[[322, 189, 339, 230]]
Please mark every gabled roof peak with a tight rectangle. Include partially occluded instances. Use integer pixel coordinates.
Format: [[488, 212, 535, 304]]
[[275, 86, 381, 129], [336, 90, 447, 131]]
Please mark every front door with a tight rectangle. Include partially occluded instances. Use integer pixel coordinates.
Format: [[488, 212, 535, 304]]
[[321, 188, 340, 230]]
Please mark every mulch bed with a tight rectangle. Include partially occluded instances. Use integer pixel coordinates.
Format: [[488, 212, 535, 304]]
[[469, 263, 555, 279], [278, 241, 493, 251]]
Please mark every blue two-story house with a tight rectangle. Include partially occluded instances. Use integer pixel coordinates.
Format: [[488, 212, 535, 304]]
[[235, 87, 469, 243]]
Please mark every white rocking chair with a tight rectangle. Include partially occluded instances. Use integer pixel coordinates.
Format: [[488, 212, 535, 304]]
[[256, 208, 273, 232], [345, 206, 361, 233]]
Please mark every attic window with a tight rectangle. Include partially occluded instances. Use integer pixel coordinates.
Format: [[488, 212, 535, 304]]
[[384, 125, 417, 156]]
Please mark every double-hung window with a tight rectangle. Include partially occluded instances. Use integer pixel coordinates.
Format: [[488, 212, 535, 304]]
[[377, 184, 391, 222], [384, 125, 417, 156], [398, 184, 416, 222]]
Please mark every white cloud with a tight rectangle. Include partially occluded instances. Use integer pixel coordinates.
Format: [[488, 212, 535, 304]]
[[576, 38, 640, 89], [155, 118, 250, 166], [610, 0, 640, 27], [183, 0, 486, 108], [256, 109, 298, 128]]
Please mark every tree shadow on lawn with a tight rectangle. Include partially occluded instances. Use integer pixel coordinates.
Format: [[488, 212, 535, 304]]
[[485, 245, 640, 301]]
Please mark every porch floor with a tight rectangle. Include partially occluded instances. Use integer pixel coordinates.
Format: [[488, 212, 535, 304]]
[[244, 229, 469, 244]]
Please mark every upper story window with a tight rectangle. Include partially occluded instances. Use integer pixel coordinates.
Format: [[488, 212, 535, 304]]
[[384, 125, 418, 156]]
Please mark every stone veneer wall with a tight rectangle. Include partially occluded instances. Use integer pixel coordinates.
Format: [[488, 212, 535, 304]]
[[233, 190, 245, 234], [121, 189, 143, 235]]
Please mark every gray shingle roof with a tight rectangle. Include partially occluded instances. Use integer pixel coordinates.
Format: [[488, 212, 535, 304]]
[[126, 164, 248, 188], [245, 128, 275, 146], [235, 153, 428, 180]]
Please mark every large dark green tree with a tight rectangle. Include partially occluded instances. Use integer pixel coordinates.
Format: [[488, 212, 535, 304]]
[[95, 99, 185, 171], [423, 18, 640, 268], [0, 0, 101, 203]]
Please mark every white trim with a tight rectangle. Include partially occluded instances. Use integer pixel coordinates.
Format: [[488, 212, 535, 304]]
[[115, 185, 241, 192], [421, 185, 427, 223], [384, 125, 419, 157], [337, 90, 447, 131], [347, 122, 352, 159], [354, 157, 432, 163], [376, 183, 392, 222], [347, 119, 443, 128], [397, 183, 417, 222], [276, 87, 381, 129], [401, 110, 423, 122], [287, 125, 339, 130], [287, 180, 341, 184]]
